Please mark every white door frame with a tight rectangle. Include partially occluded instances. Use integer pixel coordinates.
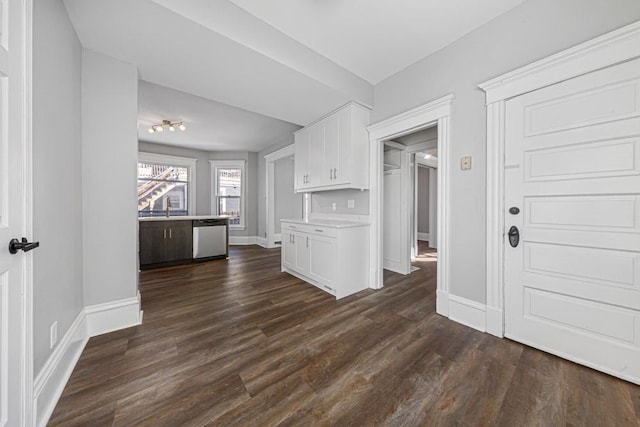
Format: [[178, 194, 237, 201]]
[[264, 144, 295, 248], [479, 20, 640, 337], [368, 94, 453, 317]]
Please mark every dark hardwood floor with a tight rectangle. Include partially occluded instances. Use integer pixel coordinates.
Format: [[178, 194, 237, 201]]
[[49, 244, 640, 426]]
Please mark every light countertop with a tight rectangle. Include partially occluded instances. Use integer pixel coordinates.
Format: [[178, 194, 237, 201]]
[[281, 218, 369, 228], [139, 215, 230, 222]]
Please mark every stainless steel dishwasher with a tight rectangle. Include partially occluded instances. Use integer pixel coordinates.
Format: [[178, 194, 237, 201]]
[[192, 218, 228, 260]]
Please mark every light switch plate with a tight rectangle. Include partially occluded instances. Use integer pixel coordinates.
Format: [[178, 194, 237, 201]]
[[347, 200, 355, 209], [461, 156, 472, 170]]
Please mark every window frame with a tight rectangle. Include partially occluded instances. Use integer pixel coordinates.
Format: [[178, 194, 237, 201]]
[[211, 160, 246, 230], [138, 152, 197, 217]]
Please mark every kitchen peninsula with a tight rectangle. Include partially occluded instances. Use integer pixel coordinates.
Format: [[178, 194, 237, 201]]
[[139, 216, 229, 270]]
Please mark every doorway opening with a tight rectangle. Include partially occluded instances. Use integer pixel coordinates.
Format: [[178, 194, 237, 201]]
[[265, 144, 302, 248], [382, 126, 438, 275], [367, 94, 452, 317]]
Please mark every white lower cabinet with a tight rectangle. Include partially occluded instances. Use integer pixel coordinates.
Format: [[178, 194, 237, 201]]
[[281, 220, 369, 299]]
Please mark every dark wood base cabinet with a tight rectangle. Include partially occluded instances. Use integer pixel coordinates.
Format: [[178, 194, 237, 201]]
[[139, 220, 193, 269]]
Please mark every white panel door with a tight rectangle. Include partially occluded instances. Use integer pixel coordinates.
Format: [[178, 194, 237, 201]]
[[504, 58, 640, 384], [383, 169, 403, 273], [0, 0, 31, 424]]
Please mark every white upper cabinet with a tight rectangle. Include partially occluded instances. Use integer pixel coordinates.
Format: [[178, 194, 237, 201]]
[[294, 102, 370, 192]]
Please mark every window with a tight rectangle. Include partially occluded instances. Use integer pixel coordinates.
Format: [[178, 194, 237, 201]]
[[138, 153, 197, 217], [211, 160, 246, 229]]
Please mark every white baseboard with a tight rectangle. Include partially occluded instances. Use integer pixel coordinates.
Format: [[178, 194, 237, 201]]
[[256, 236, 268, 248], [34, 310, 89, 427], [417, 232, 430, 241], [485, 306, 504, 337], [34, 291, 143, 426], [228, 235, 258, 245], [448, 294, 486, 332], [85, 291, 143, 337], [436, 289, 449, 316]]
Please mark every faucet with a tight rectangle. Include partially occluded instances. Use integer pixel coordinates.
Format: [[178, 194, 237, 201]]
[[165, 196, 172, 217]]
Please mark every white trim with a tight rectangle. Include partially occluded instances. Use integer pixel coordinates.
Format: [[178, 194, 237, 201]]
[[264, 144, 295, 162], [436, 290, 449, 316], [479, 20, 640, 338], [85, 292, 142, 337], [33, 311, 88, 427], [33, 291, 146, 426], [210, 160, 246, 229], [367, 94, 453, 312], [448, 295, 486, 333], [228, 235, 259, 245], [485, 306, 503, 337], [255, 236, 268, 248], [264, 144, 295, 248], [417, 232, 430, 241], [478, 21, 640, 104], [138, 152, 197, 216]]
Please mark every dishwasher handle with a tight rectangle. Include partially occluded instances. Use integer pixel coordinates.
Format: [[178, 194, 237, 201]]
[[193, 219, 227, 227]]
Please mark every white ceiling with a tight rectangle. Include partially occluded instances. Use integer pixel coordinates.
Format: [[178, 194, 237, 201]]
[[63, 0, 524, 152], [138, 81, 301, 152], [228, 0, 525, 84]]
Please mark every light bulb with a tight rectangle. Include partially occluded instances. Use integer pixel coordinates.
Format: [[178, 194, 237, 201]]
[[148, 127, 155, 134], [178, 123, 186, 131], [156, 125, 163, 132], [424, 154, 432, 159], [169, 125, 175, 132]]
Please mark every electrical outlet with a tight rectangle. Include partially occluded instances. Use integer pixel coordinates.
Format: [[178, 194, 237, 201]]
[[347, 200, 355, 209], [50, 321, 58, 349], [461, 156, 472, 170]]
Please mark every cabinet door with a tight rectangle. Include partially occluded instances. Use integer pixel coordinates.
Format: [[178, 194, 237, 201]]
[[139, 221, 166, 266], [324, 112, 340, 184], [282, 231, 297, 269], [294, 233, 310, 275], [165, 221, 193, 262], [308, 122, 326, 187], [294, 129, 310, 190], [335, 106, 352, 185], [308, 235, 337, 290]]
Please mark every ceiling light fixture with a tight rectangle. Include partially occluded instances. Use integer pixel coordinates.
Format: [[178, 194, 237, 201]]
[[147, 119, 186, 134], [424, 153, 432, 159]]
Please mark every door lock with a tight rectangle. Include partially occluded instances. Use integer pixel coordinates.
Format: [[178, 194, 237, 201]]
[[508, 226, 519, 248]]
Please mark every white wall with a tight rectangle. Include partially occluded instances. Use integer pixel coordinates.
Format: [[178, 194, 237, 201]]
[[32, 0, 84, 376], [311, 189, 369, 216], [373, 0, 640, 303], [258, 139, 296, 239], [81, 49, 139, 306], [273, 157, 301, 234]]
